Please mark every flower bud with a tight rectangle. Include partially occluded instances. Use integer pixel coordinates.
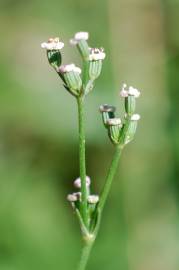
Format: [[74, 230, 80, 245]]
[[47, 51, 62, 69], [106, 118, 122, 145], [70, 32, 90, 60], [120, 114, 140, 145], [73, 176, 91, 189], [89, 60, 102, 80], [67, 192, 81, 202], [87, 195, 99, 204], [120, 84, 140, 115], [41, 38, 64, 69], [99, 104, 116, 127], [58, 64, 82, 96], [67, 193, 78, 202], [125, 95, 136, 115]]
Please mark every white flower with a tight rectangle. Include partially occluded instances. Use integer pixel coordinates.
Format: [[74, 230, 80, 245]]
[[87, 195, 99, 204], [75, 32, 89, 40], [128, 86, 140, 98], [41, 37, 64, 50], [74, 176, 91, 189], [120, 83, 140, 98], [67, 192, 81, 202], [88, 48, 106, 61], [67, 193, 78, 202], [107, 118, 122, 126], [70, 32, 89, 45], [58, 64, 82, 74], [131, 114, 141, 121]]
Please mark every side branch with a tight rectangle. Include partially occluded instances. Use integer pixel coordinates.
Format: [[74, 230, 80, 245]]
[[98, 145, 122, 213]]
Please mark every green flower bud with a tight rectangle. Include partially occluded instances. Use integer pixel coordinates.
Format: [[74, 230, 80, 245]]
[[89, 60, 102, 80], [99, 104, 116, 128], [120, 114, 140, 145], [70, 32, 90, 60], [77, 40, 90, 60], [125, 95, 136, 115], [106, 118, 122, 145], [58, 64, 82, 96], [47, 50, 62, 69], [41, 37, 64, 69], [64, 72, 82, 92]]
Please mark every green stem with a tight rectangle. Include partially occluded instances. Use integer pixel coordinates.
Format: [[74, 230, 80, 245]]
[[77, 145, 122, 270], [77, 97, 88, 227], [98, 145, 122, 213], [78, 240, 94, 270]]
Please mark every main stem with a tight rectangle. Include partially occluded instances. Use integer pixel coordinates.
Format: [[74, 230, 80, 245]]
[[77, 97, 88, 227], [98, 145, 122, 213], [78, 240, 94, 270]]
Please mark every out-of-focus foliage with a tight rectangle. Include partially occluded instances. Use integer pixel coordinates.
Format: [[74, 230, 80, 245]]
[[0, 0, 179, 269]]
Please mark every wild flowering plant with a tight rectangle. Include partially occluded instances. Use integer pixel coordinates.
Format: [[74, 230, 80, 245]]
[[41, 32, 141, 270]]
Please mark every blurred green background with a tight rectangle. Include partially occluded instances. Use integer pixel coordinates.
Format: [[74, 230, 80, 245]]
[[0, 0, 179, 269]]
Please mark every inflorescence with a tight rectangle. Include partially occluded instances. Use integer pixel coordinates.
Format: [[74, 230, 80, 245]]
[[41, 31, 141, 236]]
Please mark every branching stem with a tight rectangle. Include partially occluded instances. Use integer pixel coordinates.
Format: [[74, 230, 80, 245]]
[[77, 145, 122, 270]]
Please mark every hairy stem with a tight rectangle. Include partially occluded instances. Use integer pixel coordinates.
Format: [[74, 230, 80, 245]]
[[98, 145, 122, 213], [78, 240, 94, 270], [77, 97, 88, 227]]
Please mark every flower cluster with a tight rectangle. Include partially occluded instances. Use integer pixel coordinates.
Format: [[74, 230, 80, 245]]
[[67, 176, 99, 205], [100, 84, 141, 146], [41, 31, 141, 269], [41, 32, 106, 97]]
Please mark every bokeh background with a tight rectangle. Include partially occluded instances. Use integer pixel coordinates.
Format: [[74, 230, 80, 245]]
[[0, 0, 179, 269]]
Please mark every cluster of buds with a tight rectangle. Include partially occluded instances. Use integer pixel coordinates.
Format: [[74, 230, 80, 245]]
[[41, 32, 106, 98], [67, 176, 99, 210], [100, 84, 141, 146]]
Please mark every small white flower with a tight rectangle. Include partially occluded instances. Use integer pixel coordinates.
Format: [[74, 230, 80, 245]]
[[107, 118, 122, 126], [67, 193, 78, 202], [89, 48, 106, 61], [58, 64, 82, 74], [87, 195, 99, 204], [128, 86, 140, 98], [120, 83, 140, 98], [70, 32, 89, 45], [131, 114, 141, 121], [75, 32, 89, 40], [67, 192, 81, 202], [41, 37, 64, 50], [74, 176, 91, 189]]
